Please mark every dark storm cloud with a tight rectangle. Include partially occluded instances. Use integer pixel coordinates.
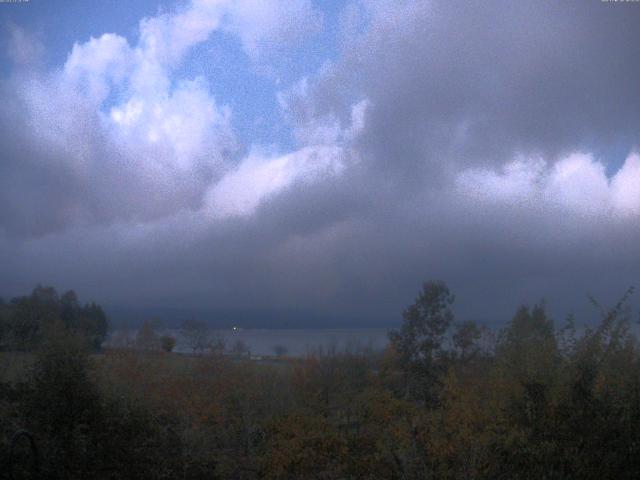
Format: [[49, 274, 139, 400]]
[[1, 0, 640, 326], [286, 0, 640, 179]]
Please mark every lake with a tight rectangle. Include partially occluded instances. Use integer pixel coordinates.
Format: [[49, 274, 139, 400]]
[[107, 328, 391, 357]]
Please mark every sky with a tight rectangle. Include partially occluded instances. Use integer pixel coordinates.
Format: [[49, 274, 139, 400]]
[[1, 0, 640, 328]]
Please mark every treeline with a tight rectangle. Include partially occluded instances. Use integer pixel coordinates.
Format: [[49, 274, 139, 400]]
[[0, 286, 108, 351], [2, 281, 640, 478]]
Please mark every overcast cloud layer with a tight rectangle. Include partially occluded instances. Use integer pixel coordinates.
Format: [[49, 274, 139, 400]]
[[1, 0, 639, 326]]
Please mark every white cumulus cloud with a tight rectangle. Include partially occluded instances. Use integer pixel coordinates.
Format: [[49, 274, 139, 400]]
[[456, 152, 640, 221], [0, 0, 330, 235]]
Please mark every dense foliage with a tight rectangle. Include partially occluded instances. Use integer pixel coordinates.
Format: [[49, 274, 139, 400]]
[[2, 282, 640, 479], [0, 286, 108, 351]]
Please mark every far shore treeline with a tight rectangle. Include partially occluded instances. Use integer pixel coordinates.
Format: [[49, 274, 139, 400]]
[[2, 282, 640, 478]]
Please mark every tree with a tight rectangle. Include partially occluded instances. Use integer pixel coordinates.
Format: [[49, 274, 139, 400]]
[[160, 335, 176, 353], [388, 280, 455, 406], [180, 319, 210, 355], [452, 320, 485, 362], [77, 302, 108, 350], [7, 286, 61, 350], [24, 324, 103, 478], [60, 290, 80, 331], [1, 286, 109, 351], [0, 298, 7, 347], [111, 321, 134, 348], [209, 331, 226, 354], [136, 320, 159, 351], [496, 303, 558, 386], [261, 414, 348, 479], [19, 322, 185, 478]]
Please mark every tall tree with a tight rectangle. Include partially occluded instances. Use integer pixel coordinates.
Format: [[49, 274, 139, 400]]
[[389, 280, 455, 406]]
